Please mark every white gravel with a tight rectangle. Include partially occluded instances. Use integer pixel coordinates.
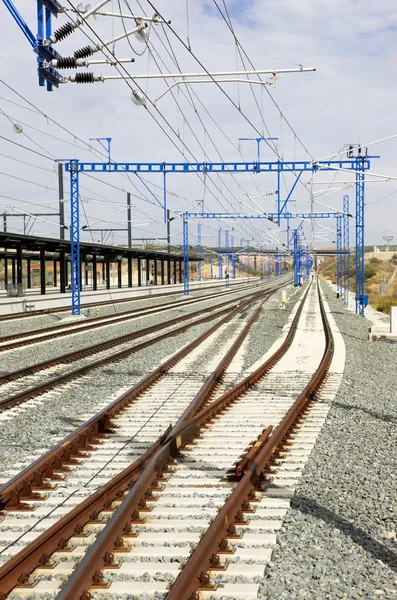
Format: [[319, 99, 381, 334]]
[[258, 282, 397, 600]]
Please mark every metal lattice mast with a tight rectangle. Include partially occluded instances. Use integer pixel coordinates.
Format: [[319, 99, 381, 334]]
[[293, 231, 299, 286], [268, 251, 271, 279], [239, 239, 243, 278], [197, 222, 202, 281], [183, 214, 189, 296], [247, 240, 251, 282], [343, 194, 350, 306], [275, 246, 279, 276], [70, 160, 80, 315], [218, 229, 223, 280], [231, 235, 236, 279], [225, 230, 230, 287], [336, 215, 342, 296], [355, 158, 366, 315], [259, 246, 264, 279]]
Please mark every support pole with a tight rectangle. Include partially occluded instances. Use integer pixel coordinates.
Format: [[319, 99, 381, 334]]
[[127, 193, 132, 249], [58, 163, 65, 240], [239, 239, 243, 278], [92, 254, 97, 291], [54, 259, 58, 287], [145, 258, 149, 285], [355, 158, 365, 315], [210, 256, 213, 279], [173, 259, 177, 284], [69, 160, 81, 314], [16, 245, 23, 288], [218, 229, 222, 279], [231, 235, 236, 279], [343, 195, 350, 306], [4, 254, 8, 290], [137, 257, 142, 287], [3, 213, 7, 233], [268, 251, 271, 279], [183, 215, 189, 295], [275, 246, 279, 276], [127, 256, 133, 287], [105, 257, 110, 290], [336, 215, 342, 297], [197, 222, 202, 281], [225, 229, 230, 287], [40, 247, 46, 295], [259, 246, 264, 279], [154, 258, 158, 285], [167, 208, 171, 255], [247, 240, 251, 283], [293, 232, 299, 287], [179, 259, 183, 284], [117, 260, 122, 288], [161, 259, 165, 285], [27, 257, 31, 289]]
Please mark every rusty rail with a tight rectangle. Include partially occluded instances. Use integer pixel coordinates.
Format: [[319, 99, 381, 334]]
[[52, 284, 310, 600], [0, 287, 274, 598], [0, 280, 259, 322], [0, 291, 257, 388], [166, 281, 334, 600], [0, 426, 171, 599], [0, 283, 258, 351], [0, 293, 263, 511]]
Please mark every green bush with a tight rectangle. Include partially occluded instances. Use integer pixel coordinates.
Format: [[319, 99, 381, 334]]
[[369, 257, 381, 265], [391, 253, 397, 266], [364, 264, 377, 281], [376, 297, 397, 315]]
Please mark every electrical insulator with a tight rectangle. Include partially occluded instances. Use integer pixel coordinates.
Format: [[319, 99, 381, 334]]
[[51, 22, 74, 43], [74, 46, 94, 59], [71, 73, 103, 84], [56, 57, 78, 69]]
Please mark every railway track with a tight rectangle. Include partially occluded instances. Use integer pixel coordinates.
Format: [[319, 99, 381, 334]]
[[0, 281, 253, 323], [0, 278, 335, 600], [0, 286, 280, 594], [0, 281, 286, 413], [0, 283, 257, 353]]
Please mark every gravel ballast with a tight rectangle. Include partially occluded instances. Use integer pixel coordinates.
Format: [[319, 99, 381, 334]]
[[0, 284, 269, 374], [0, 282, 294, 477], [0, 281, 260, 338], [259, 281, 397, 600]]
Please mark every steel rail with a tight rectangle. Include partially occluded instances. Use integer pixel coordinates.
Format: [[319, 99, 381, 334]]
[[0, 293, 261, 511], [0, 291, 271, 597], [0, 281, 290, 412], [0, 281, 285, 390], [0, 294, 258, 394], [53, 283, 312, 600], [0, 283, 257, 351], [0, 281, 257, 322], [166, 281, 334, 600]]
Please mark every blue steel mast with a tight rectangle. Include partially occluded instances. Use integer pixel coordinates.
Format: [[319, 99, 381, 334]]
[[355, 157, 366, 315], [336, 215, 342, 297], [343, 195, 350, 306]]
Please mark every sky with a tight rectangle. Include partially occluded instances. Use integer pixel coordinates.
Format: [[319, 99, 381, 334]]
[[0, 0, 396, 251]]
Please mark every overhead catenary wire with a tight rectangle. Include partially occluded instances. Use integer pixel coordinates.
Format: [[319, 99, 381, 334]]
[[61, 1, 278, 245]]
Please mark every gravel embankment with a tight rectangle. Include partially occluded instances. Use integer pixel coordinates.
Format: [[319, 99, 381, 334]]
[[0, 285, 264, 374], [259, 282, 397, 600]]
